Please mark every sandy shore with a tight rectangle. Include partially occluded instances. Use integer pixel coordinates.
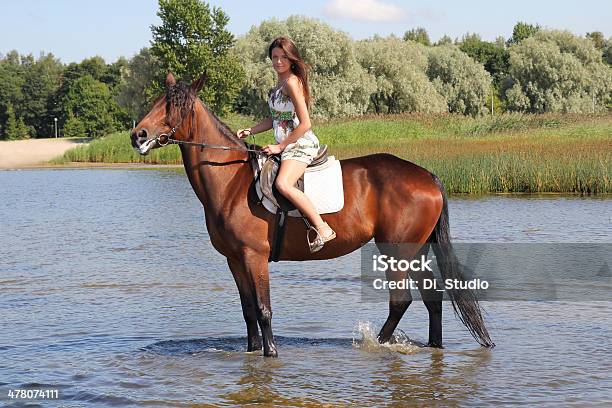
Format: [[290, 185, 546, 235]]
[[0, 138, 93, 169]]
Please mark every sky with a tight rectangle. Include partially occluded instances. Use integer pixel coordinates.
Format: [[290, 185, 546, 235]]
[[0, 0, 610, 63]]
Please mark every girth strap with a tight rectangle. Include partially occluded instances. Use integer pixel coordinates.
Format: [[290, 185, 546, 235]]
[[269, 209, 288, 262]]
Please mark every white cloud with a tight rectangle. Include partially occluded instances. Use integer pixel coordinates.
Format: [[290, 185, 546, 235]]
[[323, 0, 408, 23]]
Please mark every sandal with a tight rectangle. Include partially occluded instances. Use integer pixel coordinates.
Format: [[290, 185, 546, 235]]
[[307, 222, 337, 253]]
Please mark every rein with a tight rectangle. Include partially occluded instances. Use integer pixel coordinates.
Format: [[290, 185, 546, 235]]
[[155, 100, 266, 155], [158, 134, 265, 155]]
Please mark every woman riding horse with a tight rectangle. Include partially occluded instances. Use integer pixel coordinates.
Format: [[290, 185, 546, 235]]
[[130, 55, 494, 358]]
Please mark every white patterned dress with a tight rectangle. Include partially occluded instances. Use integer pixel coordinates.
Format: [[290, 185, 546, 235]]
[[268, 79, 320, 165]]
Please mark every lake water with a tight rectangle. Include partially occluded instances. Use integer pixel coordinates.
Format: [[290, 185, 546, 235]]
[[1, 169, 610, 407]]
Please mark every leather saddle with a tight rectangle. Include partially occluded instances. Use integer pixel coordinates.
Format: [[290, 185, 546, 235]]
[[259, 144, 329, 212], [250, 144, 329, 262]]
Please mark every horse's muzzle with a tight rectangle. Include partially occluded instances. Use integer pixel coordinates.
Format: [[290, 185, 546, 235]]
[[131, 128, 157, 155]]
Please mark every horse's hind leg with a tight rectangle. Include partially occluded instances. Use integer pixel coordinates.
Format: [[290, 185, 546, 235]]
[[377, 272, 412, 344], [227, 257, 262, 352], [411, 245, 444, 348], [376, 244, 417, 343], [376, 244, 431, 344], [424, 296, 443, 348]]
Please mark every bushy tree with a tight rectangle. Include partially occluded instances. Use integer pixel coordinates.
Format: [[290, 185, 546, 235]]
[[507, 22, 540, 46], [52, 56, 131, 136], [436, 35, 453, 46], [504, 30, 612, 113], [117, 48, 161, 120], [0, 51, 26, 139], [61, 75, 118, 137], [63, 111, 86, 138], [234, 16, 374, 119], [426, 45, 492, 115], [0, 51, 62, 139], [102, 57, 129, 90], [150, 0, 244, 115], [20, 53, 63, 137], [4, 103, 30, 139], [586, 32, 605, 50], [495, 36, 506, 48], [404, 27, 431, 46], [72, 56, 107, 81], [459, 33, 509, 84], [603, 37, 612, 65], [355, 37, 446, 113]]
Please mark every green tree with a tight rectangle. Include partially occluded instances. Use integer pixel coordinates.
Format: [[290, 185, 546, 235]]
[[427, 45, 492, 115], [4, 103, 19, 140], [495, 36, 506, 48], [586, 32, 605, 50], [63, 111, 86, 138], [117, 48, 162, 120], [459, 33, 509, 84], [102, 57, 129, 90], [507, 22, 541, 46], [61, 75, 118, 137], [75, 56, 108, 81], [103, 57, 131, 127], [604, 37, 612, 65], [436, 35, 453, 46], [586, 32, 612, 65], [504, 30, 612, 113], [53, 56, 130, 134], [356, 37, 446, 113], [0, 51, 26, 139], [150, 0, 244, 115], [4, 103, 29, 139], [403, 27, 431, 46], [20, 52, 63, 137]]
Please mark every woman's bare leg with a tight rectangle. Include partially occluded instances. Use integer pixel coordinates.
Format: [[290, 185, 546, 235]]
[[274, 159, 324, 227]]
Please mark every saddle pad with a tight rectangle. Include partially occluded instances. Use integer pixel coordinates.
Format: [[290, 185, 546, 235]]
[[255, 157, 344, 217]]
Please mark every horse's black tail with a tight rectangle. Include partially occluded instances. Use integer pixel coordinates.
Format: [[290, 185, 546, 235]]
[[430, 174, 495, 348]]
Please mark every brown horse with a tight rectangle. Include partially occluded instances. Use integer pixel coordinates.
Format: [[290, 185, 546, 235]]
[[131, 73, 494, 357]]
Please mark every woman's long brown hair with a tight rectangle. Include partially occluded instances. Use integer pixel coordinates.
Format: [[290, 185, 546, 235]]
[[268, 37, 311, 107]]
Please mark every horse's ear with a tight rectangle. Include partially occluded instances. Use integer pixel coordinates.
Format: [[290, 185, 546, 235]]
[[191, 73, 206, 94], [165, 72, 176, 88]]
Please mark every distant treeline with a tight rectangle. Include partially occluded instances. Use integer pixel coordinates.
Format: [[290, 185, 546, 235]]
[[1, 0, 611, 140]]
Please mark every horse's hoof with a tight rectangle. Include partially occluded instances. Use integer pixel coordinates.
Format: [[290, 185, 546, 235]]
[[263, 345, 278, 357], [248, 338, 263, 352], [376, 334, 391, 344], [427, 342, 444, 349]]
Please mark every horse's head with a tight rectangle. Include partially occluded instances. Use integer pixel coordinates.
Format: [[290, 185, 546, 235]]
[[131, 72, 205, 155]]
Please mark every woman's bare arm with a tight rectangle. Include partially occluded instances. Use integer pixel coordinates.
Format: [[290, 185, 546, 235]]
[[237, 117, 273, 138]]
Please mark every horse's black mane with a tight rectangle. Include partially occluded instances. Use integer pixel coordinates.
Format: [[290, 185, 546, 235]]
[[166, 81, 242, 147]]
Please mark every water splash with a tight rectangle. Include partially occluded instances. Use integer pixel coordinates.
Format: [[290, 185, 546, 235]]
[[352, 321, 425, 355]]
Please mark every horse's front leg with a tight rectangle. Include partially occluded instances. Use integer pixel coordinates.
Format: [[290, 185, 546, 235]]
[[243, 251, 278, 357], [227, 257, 262, 352]]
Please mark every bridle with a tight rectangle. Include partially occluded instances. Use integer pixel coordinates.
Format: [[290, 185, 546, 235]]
[[152, 99, 265, 155]]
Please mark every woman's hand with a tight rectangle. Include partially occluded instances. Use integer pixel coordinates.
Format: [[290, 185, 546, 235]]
[[236, 128, 252, 139], [262, 144, 285, 155]]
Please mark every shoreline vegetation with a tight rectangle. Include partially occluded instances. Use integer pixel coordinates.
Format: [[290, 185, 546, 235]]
[[51, 113, 611, 195]]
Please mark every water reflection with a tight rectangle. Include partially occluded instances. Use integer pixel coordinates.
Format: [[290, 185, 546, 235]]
[[225, 355, 284, 406]]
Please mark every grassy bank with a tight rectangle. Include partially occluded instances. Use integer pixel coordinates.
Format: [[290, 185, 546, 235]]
[[53, 113, 611, 194]]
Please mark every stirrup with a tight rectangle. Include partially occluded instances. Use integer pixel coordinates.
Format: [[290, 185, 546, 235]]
[[307, 222, 336, 253]]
